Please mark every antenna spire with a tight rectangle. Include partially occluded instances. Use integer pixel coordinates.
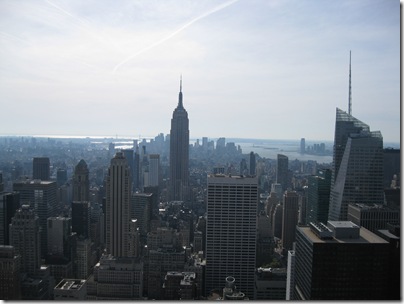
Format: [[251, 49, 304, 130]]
[[178, 75, 183, 108], [348, 50, 352, 116]]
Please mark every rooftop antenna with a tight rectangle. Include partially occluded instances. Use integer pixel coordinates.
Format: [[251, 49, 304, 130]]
[[348, 50, 352, 116]]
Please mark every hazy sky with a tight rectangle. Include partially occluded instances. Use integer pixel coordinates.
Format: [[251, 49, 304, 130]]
[[0, 0, 400, 143]]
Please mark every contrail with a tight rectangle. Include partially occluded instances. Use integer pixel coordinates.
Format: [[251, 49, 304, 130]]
[[112, 0, 240, 74]]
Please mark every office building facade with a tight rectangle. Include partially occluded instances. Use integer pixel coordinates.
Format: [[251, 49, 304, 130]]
[[294, 221, 390, 300], [205, 174, 257, 299]]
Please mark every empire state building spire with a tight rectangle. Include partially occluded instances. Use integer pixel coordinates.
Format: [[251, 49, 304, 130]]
[[178, 75, 183, 108]]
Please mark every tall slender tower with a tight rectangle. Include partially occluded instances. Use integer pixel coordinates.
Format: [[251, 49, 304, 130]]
[[169, 77, 189, 201], [106, 152, 132, 257], [328, 109, 383, 221]]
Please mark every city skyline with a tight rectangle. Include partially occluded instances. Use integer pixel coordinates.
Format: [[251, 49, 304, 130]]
[[0, 0, 400, 142]]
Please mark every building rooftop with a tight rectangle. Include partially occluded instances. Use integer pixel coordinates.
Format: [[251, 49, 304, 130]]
[[300, 225, 388, 244], [55, 279, 86, 291]]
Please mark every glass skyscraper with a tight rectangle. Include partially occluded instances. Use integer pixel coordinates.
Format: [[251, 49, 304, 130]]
[[328, 108, 384, 221]]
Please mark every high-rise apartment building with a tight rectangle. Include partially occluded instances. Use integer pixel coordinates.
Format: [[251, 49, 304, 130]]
[[205, 174, 258, 299], [276, 154, 289, 192], [306, 169, 331, 224], [328, 108, 384, 221], [33, 157, 50, 180], [106, 152, 131, 257], [72, 159, 90, 202], [169, 78, 189, 201], [281, 191, 299, 251], [294, 221, 389, 300], [13, 179, 58, 258]]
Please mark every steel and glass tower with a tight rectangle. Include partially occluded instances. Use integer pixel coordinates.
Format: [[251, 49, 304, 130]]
[[328, 108, 383, 221], [169, 77, 189, 201]]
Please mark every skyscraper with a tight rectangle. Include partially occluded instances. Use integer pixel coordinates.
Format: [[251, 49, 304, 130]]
[[281, 191, 299, 251], [169, 78, 189, 201], [294, 221, 389, 300], [72, 159, 91, 240], [307, 169, 331, 224], [147, 154, 160, 187], [300, 138, 305, 154], [133, 146, 141, 191], [72, 159, 90, 202], [122, 149, 134, 182], [328, 108, 384, 221], [106, 151, 131, 257], [249, 152, 256, 176], [72, 201, 90, 239], [33, 157, 50, 180], [0, 191, 20, 245], [276, 154, 289, 192], [205, 174, 258, 299], [13, 179, 58, 258], [9, 205, 41, 276]]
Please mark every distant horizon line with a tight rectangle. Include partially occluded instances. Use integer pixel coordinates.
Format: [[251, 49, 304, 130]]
[[0, 133, 400, 146], [0, 133, 334, 143]]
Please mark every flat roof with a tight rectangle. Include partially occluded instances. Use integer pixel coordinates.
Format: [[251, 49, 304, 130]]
[[299, 226, 388, 244]]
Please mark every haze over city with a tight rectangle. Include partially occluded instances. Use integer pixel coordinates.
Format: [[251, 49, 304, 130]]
[[0, 0, 400, 142]]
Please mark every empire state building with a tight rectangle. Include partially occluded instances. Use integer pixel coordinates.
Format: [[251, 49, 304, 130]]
[[169, 78, 189, 201]]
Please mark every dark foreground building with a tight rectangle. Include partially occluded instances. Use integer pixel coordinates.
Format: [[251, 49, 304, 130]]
[[294, 221, 390, 300]]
